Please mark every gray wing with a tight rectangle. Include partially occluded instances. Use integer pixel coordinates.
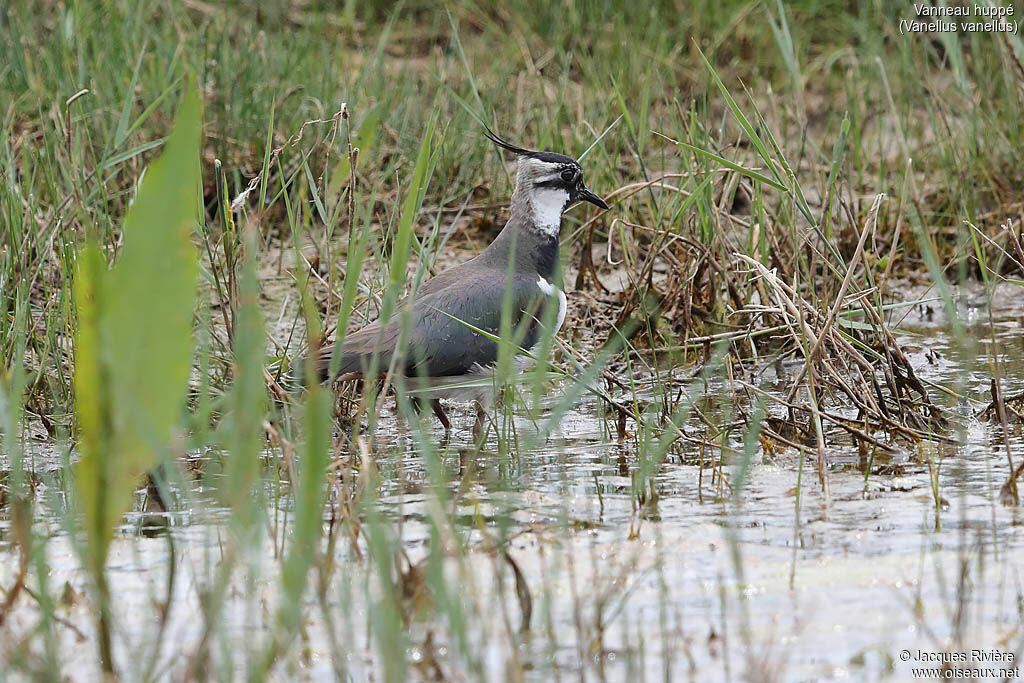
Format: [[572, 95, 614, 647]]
[[322, 268, 553, 380]]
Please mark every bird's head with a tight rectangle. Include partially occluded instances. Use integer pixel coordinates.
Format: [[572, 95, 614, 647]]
[[484, 128, 610, 229]]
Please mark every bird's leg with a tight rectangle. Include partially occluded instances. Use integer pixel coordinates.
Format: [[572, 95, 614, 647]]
[[141, 464, 171, 536], [430, 398, 452, 433], [472, 400, 488, 444]]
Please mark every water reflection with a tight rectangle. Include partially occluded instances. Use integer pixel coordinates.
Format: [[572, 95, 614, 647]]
[[2, 287, 1023, 680]]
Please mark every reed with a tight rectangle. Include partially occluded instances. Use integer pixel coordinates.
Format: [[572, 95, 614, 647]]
[[1, 1, 1022, 679]]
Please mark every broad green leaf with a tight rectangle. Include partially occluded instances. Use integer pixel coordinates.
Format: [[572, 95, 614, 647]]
[[74, 84, 201, 575], [104, 84, 200, 477], [72, 243, 111, 579]]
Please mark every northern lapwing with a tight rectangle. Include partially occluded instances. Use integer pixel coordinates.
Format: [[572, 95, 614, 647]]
[[318, 128, 609, 433]]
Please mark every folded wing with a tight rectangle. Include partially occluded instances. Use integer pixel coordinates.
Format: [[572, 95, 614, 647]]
[[319, 268, 555, 381]]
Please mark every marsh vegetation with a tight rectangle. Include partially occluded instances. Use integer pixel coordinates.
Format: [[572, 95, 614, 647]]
[[1, 1, 1023, 680]]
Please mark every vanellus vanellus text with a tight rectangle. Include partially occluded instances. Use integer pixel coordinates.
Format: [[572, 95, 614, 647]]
[[319, 128, 610, 433]]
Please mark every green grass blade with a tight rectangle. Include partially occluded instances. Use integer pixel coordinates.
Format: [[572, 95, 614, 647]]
[[694, 42, 783, 186], [664, 136, 788, 191], [113, 42, 147, 149], [72, 82, 201, 672]]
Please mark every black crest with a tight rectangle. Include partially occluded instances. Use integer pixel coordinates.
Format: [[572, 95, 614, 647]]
[[482, 125, 578, 167]]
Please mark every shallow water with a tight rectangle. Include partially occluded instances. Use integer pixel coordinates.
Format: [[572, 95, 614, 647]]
[[2, 285, 1023, 681]]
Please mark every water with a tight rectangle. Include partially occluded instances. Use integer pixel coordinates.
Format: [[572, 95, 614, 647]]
[[2, 285, 1023, 681]]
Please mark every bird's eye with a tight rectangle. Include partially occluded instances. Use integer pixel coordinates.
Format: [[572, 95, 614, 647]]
[[560, 169, 577, 183]]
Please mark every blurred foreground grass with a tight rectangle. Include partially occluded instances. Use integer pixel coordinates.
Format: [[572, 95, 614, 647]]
[[2, 0, 1024, 680]]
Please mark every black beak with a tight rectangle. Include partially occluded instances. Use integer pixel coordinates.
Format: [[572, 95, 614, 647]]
[[577, 185, 610, 211]]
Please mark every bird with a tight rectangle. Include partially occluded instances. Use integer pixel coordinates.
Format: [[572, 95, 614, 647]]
[[317, 127, 609, 433]]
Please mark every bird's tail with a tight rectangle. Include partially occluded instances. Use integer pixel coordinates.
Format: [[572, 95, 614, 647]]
[[278, 345, 338, 393], [315, 345, 340, 382], [300, 344, 374, 386], [288, 333, 398, 391]]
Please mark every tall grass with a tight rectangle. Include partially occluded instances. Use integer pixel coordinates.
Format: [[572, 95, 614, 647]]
[[1, 0, 1023, 679]]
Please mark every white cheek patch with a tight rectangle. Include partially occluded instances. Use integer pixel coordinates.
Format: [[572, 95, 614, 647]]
[[530, 188, 569, 236]]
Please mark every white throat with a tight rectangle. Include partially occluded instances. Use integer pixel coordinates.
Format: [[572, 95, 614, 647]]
[[530, 188, 569, 237]]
